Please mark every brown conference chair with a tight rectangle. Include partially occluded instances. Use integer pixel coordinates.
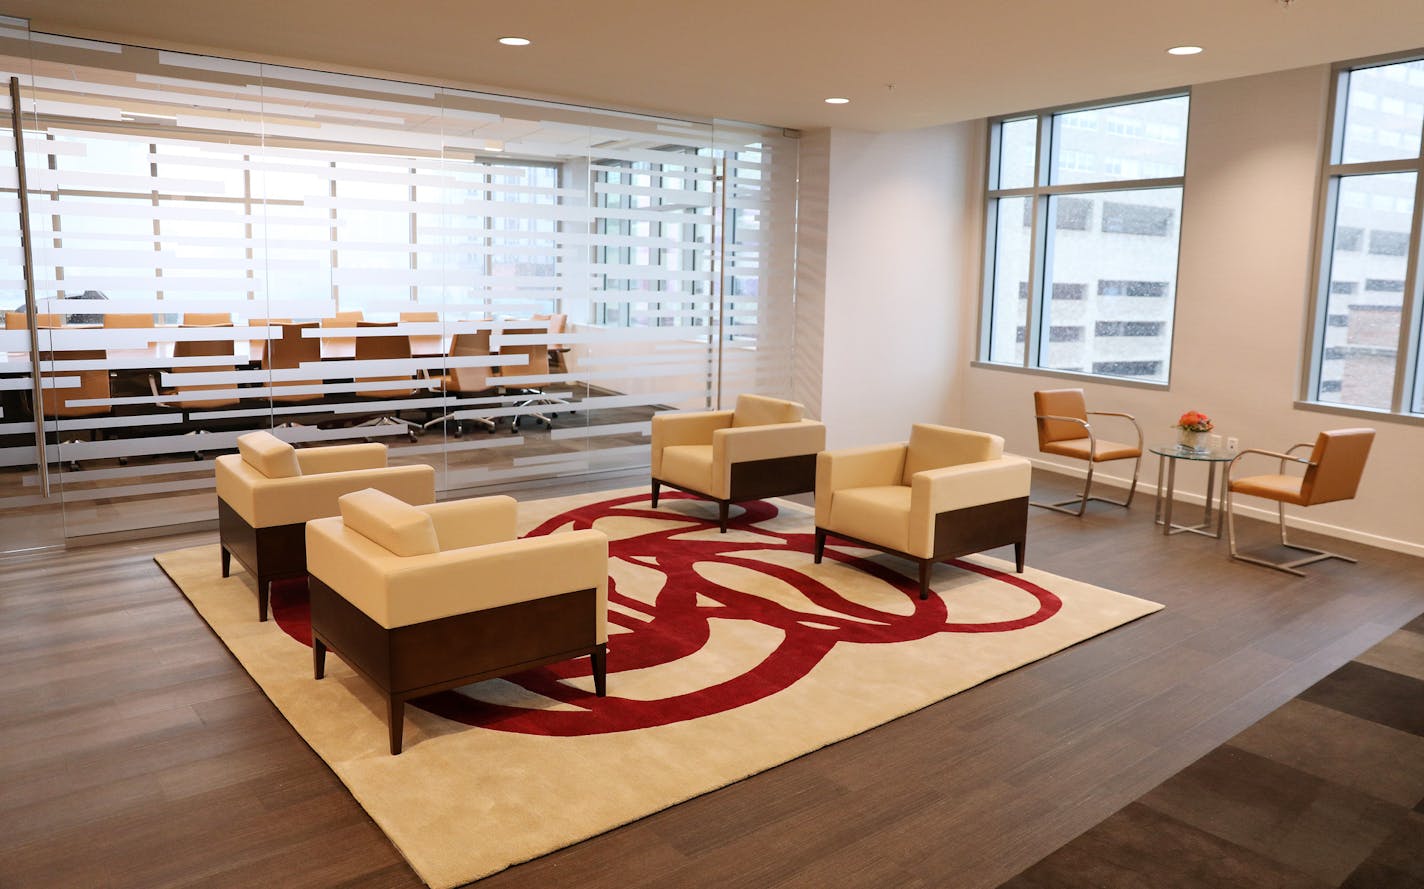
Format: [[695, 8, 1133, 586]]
[[1224, 428, 1375, 575], [182, 312, 232, 326], [354, 320, 422, 438], [400, 311, 443, 357], [247, 317, 292, 365], [39, 350, 110, 420], [37, 349, 112, 469], [533, 312, 571, 372], [6, 311, 63, 329], [1032, 388, 1142, 516], [153, 330, 241, 457], [155, 332, 241, 411], [102, 313, 156, 329], [262, 321, 323, 405], [320, 310, 363, 355], [423, 330, 498, 435]]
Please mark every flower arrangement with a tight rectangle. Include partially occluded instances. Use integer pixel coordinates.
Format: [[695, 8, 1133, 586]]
[[1174, 410, 1214, 433]]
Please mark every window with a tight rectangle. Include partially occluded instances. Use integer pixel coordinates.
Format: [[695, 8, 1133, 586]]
[[1307, 54, 1424, 415], [981, 93, 1188, 384]]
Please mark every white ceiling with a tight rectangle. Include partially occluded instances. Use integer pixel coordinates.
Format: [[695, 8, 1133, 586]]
[[11, 0, 1424, 131]]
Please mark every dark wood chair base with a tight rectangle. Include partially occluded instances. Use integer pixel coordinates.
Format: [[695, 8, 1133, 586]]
[[652, 452, 817, 533], [310, 577, 606, 754], [815, 497, 1029, 599], [218, 499, 308, 621]]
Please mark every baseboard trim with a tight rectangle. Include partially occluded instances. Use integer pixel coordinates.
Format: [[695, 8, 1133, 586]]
[[1028, 457, 1424, 559]]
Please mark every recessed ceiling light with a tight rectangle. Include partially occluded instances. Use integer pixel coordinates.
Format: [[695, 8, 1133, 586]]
[[1167, 45, 1203, 55], [824, 97, 850, 105], [498, 37, 531, 46]]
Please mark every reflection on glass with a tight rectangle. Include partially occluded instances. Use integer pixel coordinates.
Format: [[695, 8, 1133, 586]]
[[988, 196, 1031, 364], [1341, 60, 1424, 165], [998, 118, 1036, 190], [1051, 95, 1189, 186], [1319, 173, 1415, 409], [1039, 188, 1182, 382]]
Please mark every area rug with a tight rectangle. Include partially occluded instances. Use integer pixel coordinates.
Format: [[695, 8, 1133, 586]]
[[155, 488, 1163, 888]]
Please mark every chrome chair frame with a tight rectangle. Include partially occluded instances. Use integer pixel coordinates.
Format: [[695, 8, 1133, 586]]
[[1030, 410, 1143, 516], [1224, 444, 1354, 576]]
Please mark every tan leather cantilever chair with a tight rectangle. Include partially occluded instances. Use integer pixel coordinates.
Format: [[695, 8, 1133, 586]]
[[1032, 388, 1142, 515], [1225, 428, 1374, 575]]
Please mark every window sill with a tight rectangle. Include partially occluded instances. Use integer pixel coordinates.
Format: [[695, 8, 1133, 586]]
[[1293, 400, 1424, 428], [969, 360, 1170, 391]]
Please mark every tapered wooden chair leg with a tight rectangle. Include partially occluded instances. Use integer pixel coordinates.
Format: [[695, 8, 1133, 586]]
[[918, 560, 932, 600], [592, 644, 608, 697], [814, 528, 826, 563], [388, 697, 405, 755]]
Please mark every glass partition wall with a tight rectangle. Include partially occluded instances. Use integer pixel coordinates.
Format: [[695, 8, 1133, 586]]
[[0, 26, 799, 548]]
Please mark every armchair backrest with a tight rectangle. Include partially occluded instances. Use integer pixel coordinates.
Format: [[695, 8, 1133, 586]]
[[1034, 389, 1089, 447], [340, 488, 439, 557], [237, 430, 302, 478], [732, 394, 804, 427], [902, 424, 1005, 484], [1302, 427, 1374, 506]]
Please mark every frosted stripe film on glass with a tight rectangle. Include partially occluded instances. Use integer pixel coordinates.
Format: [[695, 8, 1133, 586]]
[[0, 29, 799, 540]]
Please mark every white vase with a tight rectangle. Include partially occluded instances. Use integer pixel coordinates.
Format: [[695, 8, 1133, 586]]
[[1177, 428, 1206, 451]]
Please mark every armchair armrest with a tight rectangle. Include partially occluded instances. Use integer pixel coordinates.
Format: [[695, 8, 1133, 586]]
[[814, 442, 907, 527], [295, 443, 387, 474], [245, 463, 435, 527], [389, 530, 609, 633], [419, 495, 516, 551], [1086, 410, 1143, 450], [1228, 446, 1315, 483], [651, 409, 734, 475], [911, 456, 1032, 515], [713, 420, 825, 466], [908, 456, 1032, 557]]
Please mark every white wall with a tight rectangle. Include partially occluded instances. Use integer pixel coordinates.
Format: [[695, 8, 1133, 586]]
[[958, 65, 1424, 554], [817, 123, 983, 449]]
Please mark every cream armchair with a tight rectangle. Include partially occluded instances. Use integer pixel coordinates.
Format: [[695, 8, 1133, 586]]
[[650, 393, 826, 532], [215, 431, 435, 621], [306, 489, 609, 754], [814, 424, 1032, 599]]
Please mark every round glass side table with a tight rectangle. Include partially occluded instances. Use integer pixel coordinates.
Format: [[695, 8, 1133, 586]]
[[1148, 443, 1236, 538]]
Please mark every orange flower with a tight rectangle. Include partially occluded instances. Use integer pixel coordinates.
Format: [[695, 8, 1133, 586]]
[[1174, 410, 1214, 432]]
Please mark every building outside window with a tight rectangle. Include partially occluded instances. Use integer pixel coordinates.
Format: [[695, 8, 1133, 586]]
[[980, 92, 1190, 384], [1307, 54, 1424, 415]]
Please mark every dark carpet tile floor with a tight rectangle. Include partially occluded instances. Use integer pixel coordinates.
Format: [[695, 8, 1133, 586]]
[[1001, 617, 1424, 889]]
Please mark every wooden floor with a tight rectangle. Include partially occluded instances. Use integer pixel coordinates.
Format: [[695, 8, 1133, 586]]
[[1004, 613, 1424, 888], [2, 470, 1421, 889]]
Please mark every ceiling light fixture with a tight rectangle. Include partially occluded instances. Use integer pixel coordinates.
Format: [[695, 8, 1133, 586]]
[[1167, 45, 1203, 56], [498, 37, 531, 46], [824, 97, 850, 105]]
